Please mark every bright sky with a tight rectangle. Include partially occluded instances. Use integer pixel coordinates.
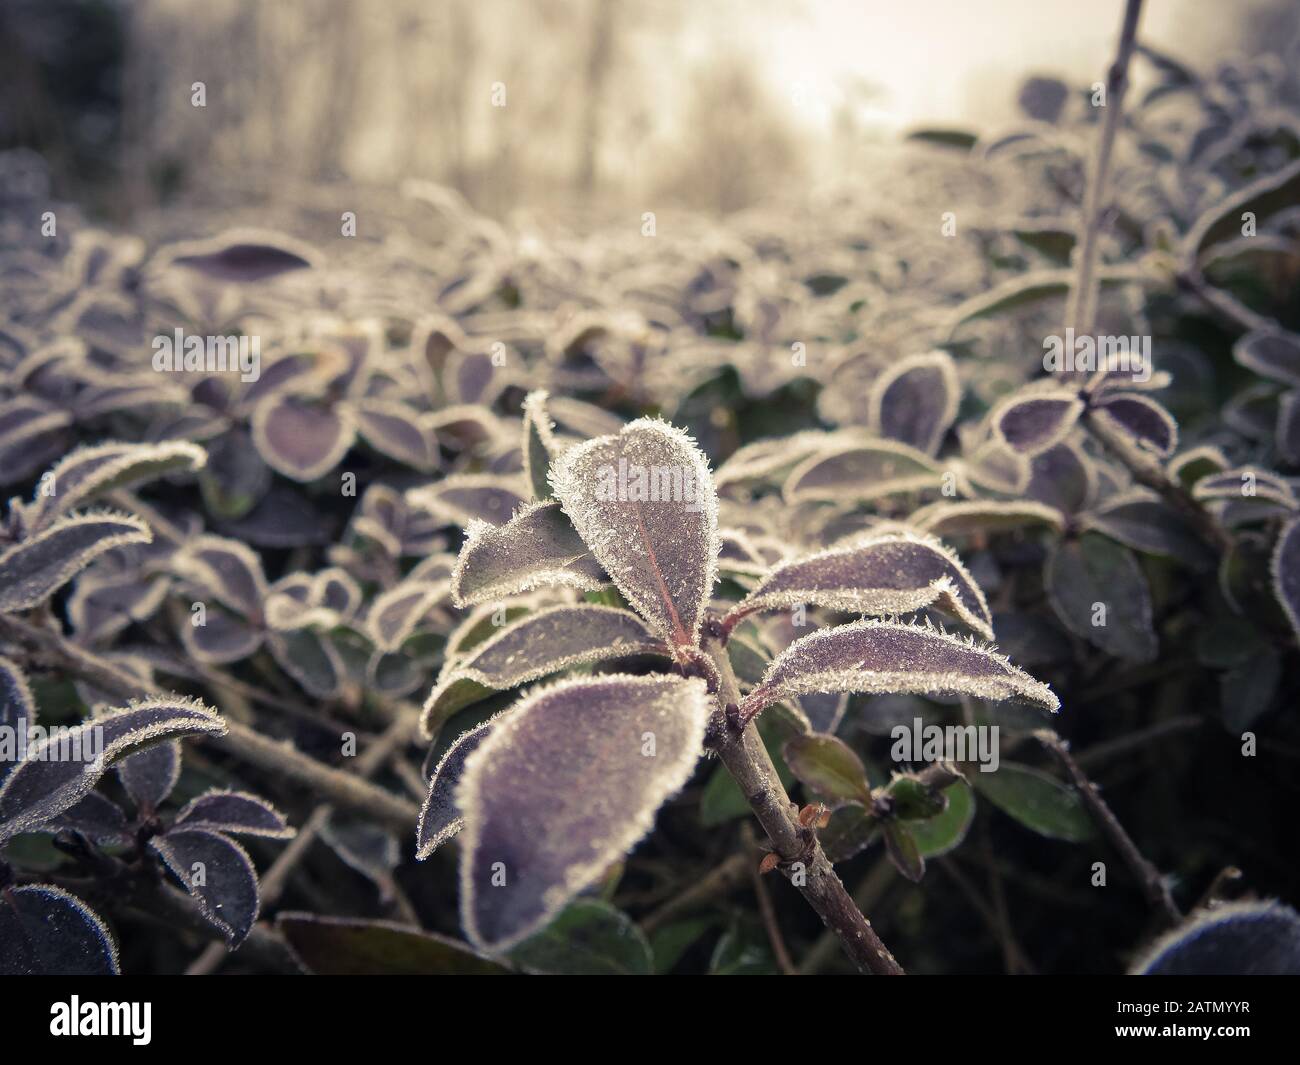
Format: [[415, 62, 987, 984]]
[[718, 0, 1247, 134]]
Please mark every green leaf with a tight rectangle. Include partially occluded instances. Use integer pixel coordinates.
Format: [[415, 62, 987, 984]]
[[783, 734, 872, 804], [510, 900, 652, 975], [886, 774, 948, 821], [1045, 533, 1157, 663], [819, 801, 880, 863], [884, 823, 925, 882], [910, 779, 976, 857], [1220, 646, 1280, 732], [276, 913, 510, 975], [708, 921, 778, 975], [650, 916, 717, 974], [971, 763, 1094, 842]]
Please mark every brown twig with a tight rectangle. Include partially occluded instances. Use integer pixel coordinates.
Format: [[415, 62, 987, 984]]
[[703, 625, 904, 975], [639, 852, 749, 934], [741, 823, 797, 975]]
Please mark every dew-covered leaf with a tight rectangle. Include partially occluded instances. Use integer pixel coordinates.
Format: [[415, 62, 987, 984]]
[[366, 580, 450, 652], [1045, 534, 1157, 662], [150, 827, 259, 946], [1234, 328, 1300, 387], [163, 230, 316, 282], [1193, 466, 1297, 509], [521, 389, 559, 501], [0, 697, 225, 840], [724, 531, 994, 640], [784, 438, 945, 504], [0, 885, 119, 975], [174, 534, 267, 616], [1131, 901, 1300, 976], [782, 734, 872, 804], [416, 719, 497, 858], [181, 605, 263, 664], [970, 762, 1093, 841], [251, 393, 355, 482], [868, 351, 960, 455], [48, 791, 129, 844], [0, 656, 35, 784], [174, 789, 294, 839], [510, 899, 652, 975], [743, 620, 1058, 721], [1272, 516, 1300, 644], [449, 500, 607, 607], [20, 441, 205, 533], [550, 418, 719, 647], [0, 512, 152, 613], [116, 740, 180, 813], [457, 673, 710, 952], [991, 389, 1084, 456], [1089, 392, 1178, 457], [421, 604, 667, 738], [277, 912, 510, 975]]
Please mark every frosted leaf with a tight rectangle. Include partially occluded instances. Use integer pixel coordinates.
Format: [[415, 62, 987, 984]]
[[1167, 445, 1229, 490], [1025, 441, 1096, 514], [67, 567, 170, 643], [421, 604, 669, 738], [0, 697, 226, 840], [1234, 328, 1300, 387], [449, 500, 607, 607], [160, 228, 316, 282], [725, 531, 994, 640], [174, 534, 268, 616], [1193, 466, 1297, 509], [1090, 392, 1178, 458], [990, 389, 1084, 456], [743, 619, 1058, 721], [1046, 534, 1156, 662], [717, 528, 773, 578], [867, 351, 960, 456], [714, 429, 863, 493], [269, 629, 345, 699], [1080, 489, 1215, 570], [550, 418, 719, 647], [0, 655, 36, 745], [49, 792, 129, 844], [546, 395, 625, 439], [366, 580, 451, 652], [960, 440, 1031, 495], [352, 399, 440, 473], [408, 474, 528, 527], [18, 440, 205, 533], [150, 828, 259, 946], [444, 600, 533, 662], [1271, 516, 1300, 644], [1130, 900, 1300, 976], [416, 718, 497, 858], [0, 885, 119, 975], [0, 511, 152, 613], [116, 740, 181, 813], [457, 673, 710, 952], [521, 390, 559, 501], [1183, 157, 1300, 264], [911, 499, 1065, 537], [783, 438, 944, 504], [250, 392, 356, 482], [1278, 392, 1300, 466], [174, 789, 294, 839], [181, 605, 263, 664]]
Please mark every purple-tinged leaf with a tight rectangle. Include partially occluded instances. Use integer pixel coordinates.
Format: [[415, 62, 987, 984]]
[[457, 674, 710, 952], [1234, 328, 1300, 387], [1025, 441, 1096, 514], [150, 827, 259, 946], [742, 620, 1058, 722], [1184, 158, 1300, 264], [180, 605, 263, 664], [1080, 490, 1216, 570], [251, 393, 355, 482], [1045, 534, 1156, 662], [1271, 516, 1300, 644], [783, 438, 944, 503], [551, 418, 719, 647], [352, 399, 440, 472], [1193, 467, 1297, 509], [445, 347, 508, 406], [162, 229, 316, 282], [727, 531, 993, 639], [714, 429, 858, 493], [911, 499, 1065, 537], [959, 440, 1031, 495], [0, 656, 36, 783], [990, 389, 1084, 455], [0, 885, 119, 975], [268, 628, 344, 699], [0, 512, 152, 613], [20, 441, 206, 533], [1131, 901, 1300, 976], [449, 500, 607, 607], [799, 691, 849, 734], [783, 734, 872, 804], [199, 426, 271, 521], [320, 813, 400, 893], [421, 605, 668, 738], [883, 822, 925, 882], [1090, 392, 1178, 457], [546, 395, 625, 439], [1278, 392, 1300, 465], [416, 719, 497, 859], [521, 389, 560, 501], [0, 697, 225, 840], [408, 474, 528, 526], [0, 397, 72, 456], [116, 740, 180, 813], [48, 791, 129, 844], [67, 568, 169, 643], [868, 351, 960, 455], [367, 580, 450, 652], [174, 789, 293, 839], [173, 534, 267, 616], [1167, 445, 1229, 490], [277, 912, 510, 975]]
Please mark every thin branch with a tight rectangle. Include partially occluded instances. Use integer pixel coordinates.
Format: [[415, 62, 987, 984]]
[[799, 858, 895, 975], [1036, 729, 1181, 927], [639, 852, 748, 934], [702, 622, 904, 975], [741, 823, 797, 975]]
